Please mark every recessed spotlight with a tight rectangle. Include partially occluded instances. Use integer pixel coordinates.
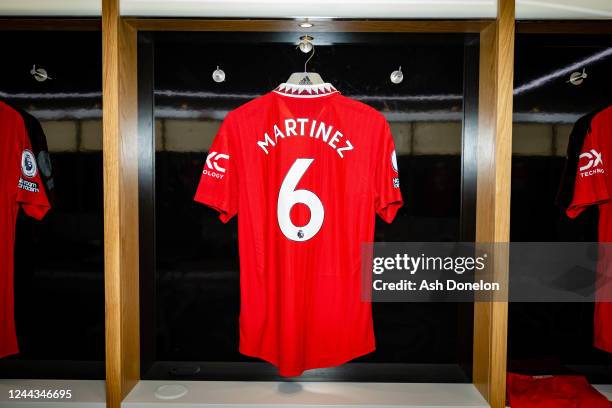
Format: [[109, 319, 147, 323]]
[[300, 22, 313, 28]]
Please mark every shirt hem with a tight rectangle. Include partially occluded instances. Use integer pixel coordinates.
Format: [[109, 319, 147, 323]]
[[594, 340, 612, 354], [239, 343, 375, 377], [0, 347, 18, 359]]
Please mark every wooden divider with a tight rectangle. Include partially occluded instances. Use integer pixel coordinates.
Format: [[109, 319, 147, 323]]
[[473, 0, 515, 407], [102, 1, 139, 407]]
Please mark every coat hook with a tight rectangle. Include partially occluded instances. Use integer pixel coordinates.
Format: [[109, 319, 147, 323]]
[[30, 65, 52, 82], [212, 66, 225, 83], [390, 66, 403, 84], [567, 67, 587, 85]]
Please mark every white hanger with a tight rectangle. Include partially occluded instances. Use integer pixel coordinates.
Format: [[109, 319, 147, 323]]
[[286, 42, 324, 85]]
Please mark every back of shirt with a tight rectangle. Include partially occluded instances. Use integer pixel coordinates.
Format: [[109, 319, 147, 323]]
[[567, 106, 612, 354], [0, 101, 50, 358], [195, 83, 403, 376]]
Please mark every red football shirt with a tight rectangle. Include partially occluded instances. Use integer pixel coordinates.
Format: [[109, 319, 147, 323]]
[[0, 101, 50, 358], [506, 373, 610, 408], [195, 83, 403, 376], [567, 106, 612, 354]]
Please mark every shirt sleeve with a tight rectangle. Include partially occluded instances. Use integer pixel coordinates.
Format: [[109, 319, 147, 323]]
[[27, 113, 55, 198], [194, 113, 238, 223], [374, 119, 404, 223], [555, 113, 594, 210], [566, 120, 610, 219], [15, 115, 51, 220]]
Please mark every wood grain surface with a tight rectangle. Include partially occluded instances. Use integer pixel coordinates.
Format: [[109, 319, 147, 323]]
[[102, 0, 139, 407], [473, 0, 515, 407]]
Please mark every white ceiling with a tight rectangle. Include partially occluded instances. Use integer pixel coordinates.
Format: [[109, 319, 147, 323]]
[[0, 0, 101, 16], [0, 0, 610, 19], [120, 0, 497, 18], [518, 0, 612, 19]]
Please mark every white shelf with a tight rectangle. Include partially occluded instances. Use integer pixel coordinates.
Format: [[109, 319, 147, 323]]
[[122, 380, 489, 408], [0, 379, 607, 407]]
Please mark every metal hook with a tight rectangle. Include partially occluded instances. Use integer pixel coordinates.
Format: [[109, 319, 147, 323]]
[[30, 64, 52, 82], [304, 44, 315, 73], [297, 35, 315, 72], [567, 67, 588, 85]]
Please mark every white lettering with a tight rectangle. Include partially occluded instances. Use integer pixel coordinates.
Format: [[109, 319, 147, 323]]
[[257, 118, 354, 158], [580, 168, 605, 178], [329, 130, 342, 148], [309, 119, 317, 137], [257, 132, 276, 154], [297, 118, 308, 135], [336, 139, 354, 158], [285, 119, 297, 137], [273, 124, 285, 141], [420, 280, 444, 290], [315, 122, 333, 142], [203, 169, 225, 179], [446, 280, 500, 291]]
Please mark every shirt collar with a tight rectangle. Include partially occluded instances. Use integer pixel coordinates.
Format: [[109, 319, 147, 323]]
[[273, 83, 339, 98]]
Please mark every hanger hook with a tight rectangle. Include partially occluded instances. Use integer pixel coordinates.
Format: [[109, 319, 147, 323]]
[[304, 44, 315, 73]]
